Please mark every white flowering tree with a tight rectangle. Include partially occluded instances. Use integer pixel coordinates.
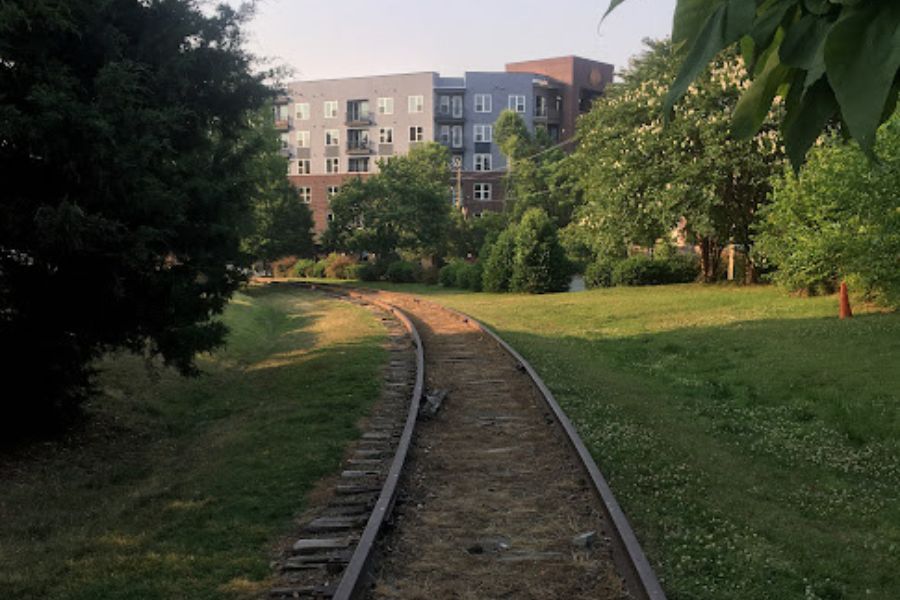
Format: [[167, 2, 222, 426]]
[[571, 39, 784, 281]]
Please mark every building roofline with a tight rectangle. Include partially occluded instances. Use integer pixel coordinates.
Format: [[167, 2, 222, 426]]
[[505, 55, 614, 68], [285, 71, 438, 85]]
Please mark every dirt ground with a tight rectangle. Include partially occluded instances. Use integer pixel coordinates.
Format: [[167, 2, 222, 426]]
[[365, 291, 629, 600]]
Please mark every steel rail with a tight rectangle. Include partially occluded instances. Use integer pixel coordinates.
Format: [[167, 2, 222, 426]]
[[324, 290, 425, 600], [443, 305, 667, 600]]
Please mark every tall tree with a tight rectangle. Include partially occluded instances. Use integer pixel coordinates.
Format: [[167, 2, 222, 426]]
[[570, 40, 784, 281], [605, 0, 900, 169], [0, 0, 272, 431], [241, 112, 315, 268], [327, 143, 453, 259]]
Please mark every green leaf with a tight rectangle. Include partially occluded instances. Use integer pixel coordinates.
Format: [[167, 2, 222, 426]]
[[748, 0, 796, 52], [732, 32, 791, 139], [673, 0, 726, 46], [783, 77, 838, 171], [602, 0, 630, 19], [665, 1, 754, 116], [779, 14, 830, 71], [824, 2, 900, 157]]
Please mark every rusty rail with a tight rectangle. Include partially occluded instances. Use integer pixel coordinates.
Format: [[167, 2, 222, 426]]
[[443, 305, 667, 600]]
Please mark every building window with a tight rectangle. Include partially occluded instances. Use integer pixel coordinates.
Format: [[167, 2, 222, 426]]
[[298, 187, 312, 203], [296, 130, 310, 148], [535, 96, 547, 117], [474, 153, 491, 171], [297, 159, 311, 175], [327, 212, 335, 222], [279, 133, 290, 149], [347, 99, 370, 122], [348, 129, 370, 151], [439, 95, 450, 115], [474, 183, 492, 201], [452, 95, 463, 118], [409, 126, 423, 142], [474, 124, 492, 143], [474, 94, 492, 113], [408, 95, 424, 113], [296, 103, 310, 120], [348, 157, 369, 172], [326, 157, 340, 173], [379, 127, 393, 143], [286, 160, 296, 175], [377, 97, 394, 115], [325, 129, 339, 146], [324, 100, 338, 118], [439, 125, 450, 145], [509, 95, 526, 113], [327, 186, 340, 199], [451, 125, 463, 148]]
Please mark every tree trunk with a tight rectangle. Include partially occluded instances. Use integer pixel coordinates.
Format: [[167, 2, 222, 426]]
[[699, 237, 718, 283]]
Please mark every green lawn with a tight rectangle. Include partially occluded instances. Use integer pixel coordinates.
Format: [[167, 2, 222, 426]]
[[358, 281, 899, 600], [0, 287, 386, 599]]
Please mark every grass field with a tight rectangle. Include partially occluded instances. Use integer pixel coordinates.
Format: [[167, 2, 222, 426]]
[[0, 287, 386, 599], [357, 281, 899, 600]]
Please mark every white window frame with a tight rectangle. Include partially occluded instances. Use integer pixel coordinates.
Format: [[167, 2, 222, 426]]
[[297, 159, 311, 175], [509, 95, 526, 113], [452, 95, 463, 118], [439, 95, 450, 114], [324, 100, 338, 119], [451, 125, 463, 148], [296, 130, 310, 148], [377, 97, 394, 115], [408, 95, 424, 113], [279, 133, 290, 149], [325, 157, 340, 174], [296, 102, 310, 120], [327, 186, 340, 199], [474, 94, 492, 113], [348, 157, 369, 173], [439, 125, 450, 145], [325, 129, 340, 146], [474, 183, 492, 201], [379, 127, 393, 143], [474, 124, 492, 143], [409, 126, 423, 142], [474, 153, 492, 172], [298, 187, 312, 203]]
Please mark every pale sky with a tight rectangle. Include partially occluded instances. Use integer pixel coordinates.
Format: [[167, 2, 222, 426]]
[[228, 0, 677, 81]]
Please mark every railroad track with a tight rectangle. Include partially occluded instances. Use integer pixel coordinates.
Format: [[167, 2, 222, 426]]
[[270, 283, 665, 600]]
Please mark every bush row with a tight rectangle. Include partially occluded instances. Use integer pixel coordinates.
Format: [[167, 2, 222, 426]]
[[438, 260, 483, 291], [585, 254, 699, 288]]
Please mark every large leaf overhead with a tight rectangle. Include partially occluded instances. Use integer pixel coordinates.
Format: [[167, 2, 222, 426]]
[[603, 0, 900, 168]]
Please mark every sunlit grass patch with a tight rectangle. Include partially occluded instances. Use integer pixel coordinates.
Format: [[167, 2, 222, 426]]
[[0, 287, 386, 599]]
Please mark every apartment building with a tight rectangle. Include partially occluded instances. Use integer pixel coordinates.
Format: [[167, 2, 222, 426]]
[[277, 56, 612, 234]]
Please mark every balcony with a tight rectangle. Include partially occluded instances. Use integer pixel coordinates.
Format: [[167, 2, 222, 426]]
[[435, 107, 464, 123], [347, 140, 372, 155], [345, 113, 373, 127], [274, 116, 292, 131]]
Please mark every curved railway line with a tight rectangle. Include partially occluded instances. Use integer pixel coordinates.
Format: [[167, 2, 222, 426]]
[[269, 283, 665, 600]]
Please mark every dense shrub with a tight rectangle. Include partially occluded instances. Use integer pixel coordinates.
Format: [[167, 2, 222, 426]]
[[584, 258, 615, 288], [482, 228, 516, 292], [456, 262, 484, 291], [439, 261, 463, 287], [509, 208, 572, 293], [420, 265, 440, 285], [385, 260, 419, 283], [611, 254, 699, 286], [271, 256, 298, 278], [354, 261, 381, 282], [323, 254, 358, 279], [310, 260, 327, 278], [755, 115, 900, 306], [293, 258, 316, 277]]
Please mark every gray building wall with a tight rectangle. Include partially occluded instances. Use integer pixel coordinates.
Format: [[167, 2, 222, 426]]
[[284, 72, 436, 176]]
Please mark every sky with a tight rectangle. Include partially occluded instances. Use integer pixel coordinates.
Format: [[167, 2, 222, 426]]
[[228, 0, 677, 81]]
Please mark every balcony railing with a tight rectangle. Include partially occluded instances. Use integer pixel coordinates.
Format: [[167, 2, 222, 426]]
[[346, 113, 373, 126], [347, 141, 372, 155], [274, 117, 292, 131]]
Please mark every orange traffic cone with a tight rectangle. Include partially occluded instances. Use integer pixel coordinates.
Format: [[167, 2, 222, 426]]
[[839, 281, 853, 319]]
